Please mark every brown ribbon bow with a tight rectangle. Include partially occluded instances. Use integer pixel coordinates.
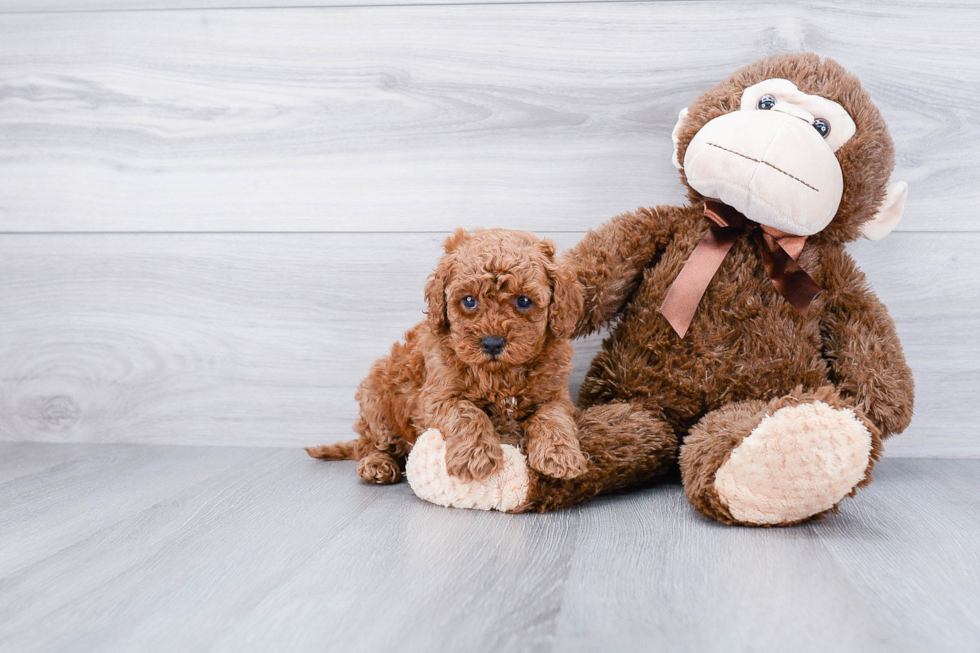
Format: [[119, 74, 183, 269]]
[[659, 200, 821, 338]]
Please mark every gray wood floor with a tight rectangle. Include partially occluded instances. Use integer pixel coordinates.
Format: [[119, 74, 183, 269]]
[[1, 442, 978, 653]]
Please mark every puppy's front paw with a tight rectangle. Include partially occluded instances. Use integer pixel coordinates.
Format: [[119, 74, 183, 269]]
[[528, 439, 588, 480], [445, 438, 504, 482]]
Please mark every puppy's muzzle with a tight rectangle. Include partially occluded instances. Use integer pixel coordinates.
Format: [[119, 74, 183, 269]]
[[480, 335, 506, 357]]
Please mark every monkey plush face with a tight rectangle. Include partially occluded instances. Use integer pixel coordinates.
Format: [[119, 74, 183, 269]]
[[682, 78, 856, 235], [671, 54, 908, 243]]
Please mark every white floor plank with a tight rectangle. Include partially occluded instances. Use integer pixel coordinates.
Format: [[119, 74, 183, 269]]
[[814, 459, 980, 653], [0, 0, 656, 10], [213, 480, 575, 652], [0, 444, 258, 578], [0, 1, 975, 232], [1, 443, 977, 652], [0, 440, 96, 484], [551, 487, 919, 652], [0, 448, 380, 652]]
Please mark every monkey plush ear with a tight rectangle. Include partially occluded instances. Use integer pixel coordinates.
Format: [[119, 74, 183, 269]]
[[671, 107, 689, 170], [862, 181, 908, 241]]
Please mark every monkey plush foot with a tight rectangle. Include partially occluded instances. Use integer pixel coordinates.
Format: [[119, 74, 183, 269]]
[[406, 429, 531, 512], [714, 402, 873, 525], [682, 390, 881, 526]]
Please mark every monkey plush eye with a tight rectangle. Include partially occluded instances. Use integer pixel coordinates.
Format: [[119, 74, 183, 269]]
[[758, 95, 776, 110], [515, 295, 533, 311], [812, 118, 831, 138], [461, 296, 478, 311]]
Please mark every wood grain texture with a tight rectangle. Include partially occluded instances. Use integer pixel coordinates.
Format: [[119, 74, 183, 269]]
[[816, 459, 980, 653], [551, 485, 918, 652], [2, 0, 978, 11], [1, 444, 978, 652], [0, 231, 975, 455], [2, 0, 642, 10], [0, 445, 384, 651], [0, 443, 258, 578], [0, 1, 977, 232]]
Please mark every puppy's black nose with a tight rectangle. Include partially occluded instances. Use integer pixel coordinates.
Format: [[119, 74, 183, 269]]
[[481, 335, 506, 356]]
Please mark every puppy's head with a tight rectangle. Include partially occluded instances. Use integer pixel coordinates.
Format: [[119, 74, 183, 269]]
[[424, 228, 583, 368]]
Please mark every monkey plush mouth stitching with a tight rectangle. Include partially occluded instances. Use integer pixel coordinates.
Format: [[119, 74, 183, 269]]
[[706, 142, 819, 193]]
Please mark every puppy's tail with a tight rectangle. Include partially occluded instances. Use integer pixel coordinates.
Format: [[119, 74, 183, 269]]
[[306, 440, 358, 461]]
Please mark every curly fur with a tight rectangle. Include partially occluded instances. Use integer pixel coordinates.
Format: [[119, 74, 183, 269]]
[[307, 228, 587, 485]]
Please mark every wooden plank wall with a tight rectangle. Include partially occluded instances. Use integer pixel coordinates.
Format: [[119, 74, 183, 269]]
[[1, 0, 977, 456]]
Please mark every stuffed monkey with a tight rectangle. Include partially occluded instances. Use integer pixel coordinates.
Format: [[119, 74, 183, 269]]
[[406, 53, 914, 526]]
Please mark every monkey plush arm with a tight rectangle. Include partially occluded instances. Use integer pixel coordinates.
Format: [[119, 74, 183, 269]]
[[561, 206, 681, 337], [818, 253, 915, 438]]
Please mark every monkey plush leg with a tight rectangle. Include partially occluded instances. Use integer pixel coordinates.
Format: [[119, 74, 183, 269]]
[[680, 387, 883, 526], [406, 403, 677, 513]]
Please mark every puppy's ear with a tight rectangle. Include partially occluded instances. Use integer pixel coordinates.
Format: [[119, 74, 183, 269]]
[[542, 241, 584, 340], [443, 228, 472, 254], [425, 254, 452, 336]]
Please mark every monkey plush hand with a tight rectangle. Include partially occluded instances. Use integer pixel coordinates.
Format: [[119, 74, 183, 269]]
[[407, 54, 914, 527]]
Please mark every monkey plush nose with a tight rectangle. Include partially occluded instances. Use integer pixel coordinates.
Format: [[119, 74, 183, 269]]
[[481, 335, 506, 356]]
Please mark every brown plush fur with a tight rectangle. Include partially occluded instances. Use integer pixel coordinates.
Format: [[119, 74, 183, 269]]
[[307, 228, 588, 485], [514, 54, 914, 523], [519, 402, 679, 513]]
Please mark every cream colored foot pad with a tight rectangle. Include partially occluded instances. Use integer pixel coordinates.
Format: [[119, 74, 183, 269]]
[[406, 429, 530, 512], [714, 401, 872, 524]]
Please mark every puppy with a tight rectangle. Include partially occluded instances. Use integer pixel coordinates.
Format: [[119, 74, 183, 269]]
[[306, 228, 588, 485]]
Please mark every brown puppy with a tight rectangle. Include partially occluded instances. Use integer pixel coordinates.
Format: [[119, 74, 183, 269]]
[[306, 228, 588, 485]]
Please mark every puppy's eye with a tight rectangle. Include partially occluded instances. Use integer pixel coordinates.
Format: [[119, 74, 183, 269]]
[[812, 118, 831, 138], [758, 95, 776, 110], [461, 296, 478, 311], [515, 296, 533, 311]]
